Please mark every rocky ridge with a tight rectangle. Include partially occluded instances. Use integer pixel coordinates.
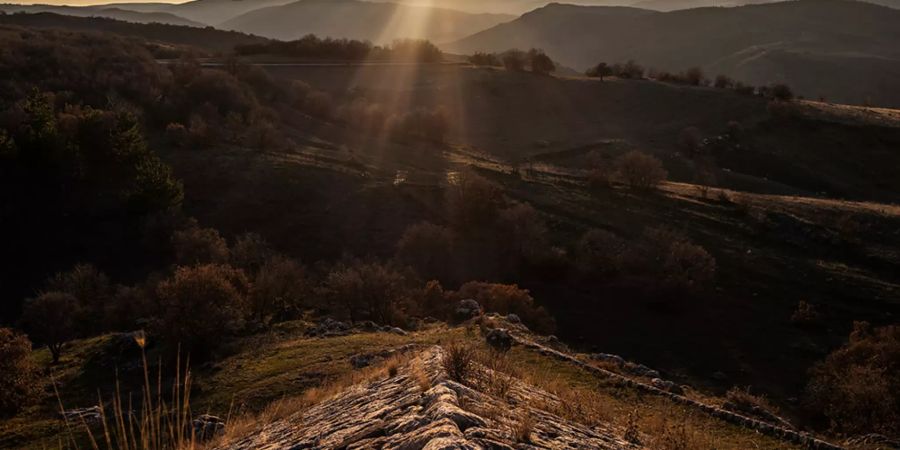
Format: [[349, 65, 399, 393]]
[[216, 347, 638, 449]]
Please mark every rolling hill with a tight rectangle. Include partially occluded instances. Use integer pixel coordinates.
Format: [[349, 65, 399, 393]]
[[220, 0, 515, 43], [0, 4, 203, 26], [446, 0, 900, 107]]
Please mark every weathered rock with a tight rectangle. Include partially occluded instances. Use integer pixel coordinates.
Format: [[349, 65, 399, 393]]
[[193, 414, 225, 441], [306, 318, 352, 337], [485, 329, 513, 352], [389, 327, 408, 336], [590, 353, 625, 366], [845, 434, 900, 449], [356, 320, 380, 332], [505, 314, 520, 324], [623, 362, 660, 378], [215, 348, 637, 450], [455, 299, 482, 320], [651, 378, 684, 395]]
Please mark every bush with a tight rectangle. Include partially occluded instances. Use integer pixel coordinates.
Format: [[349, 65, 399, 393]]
[[249, 256, 308, 324], [155, 264, 250, 358], [770, 83, 794, 101], [445, 171, 506, 234], [0, 328, 41, 418], [165, 122, 188, 147], [613, 60, 644, 79], [469, 52, 501, 67], [451, 282, 555, 334], [501, 50, 528, 72], [20, 292, 80, 363], [661, 241, 717, 289], [528, 49, 555, 75], [496, 203, 549, 264], [396, 222, 457, 283], [321, 260, 414, 325], [615, 151, 667, 190], [172, 225, 230, 266], [231, 232, 274, 274], [677, 126, 703, 155], [586, 62, 613, 80], [807, 323, 900, 435], [45, 263, 111, 335], [714, 75, 734, 89], [576, 229, 630, 276], [684, 67, 705, 86]]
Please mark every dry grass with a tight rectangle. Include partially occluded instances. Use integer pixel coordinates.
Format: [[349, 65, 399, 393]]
[[441, 341, 477, 383], [511, 410, 535, 443]]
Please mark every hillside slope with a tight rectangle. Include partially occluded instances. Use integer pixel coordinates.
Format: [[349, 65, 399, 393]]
[[0, 4, 203, 26], [220, 0, 514, 43], [446, 0, 900, 107]]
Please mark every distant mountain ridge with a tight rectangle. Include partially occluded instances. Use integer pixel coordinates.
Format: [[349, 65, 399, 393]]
[[446, 0, 900, 107], [220, 0, 515, 43], [0, 3, 204, 26]]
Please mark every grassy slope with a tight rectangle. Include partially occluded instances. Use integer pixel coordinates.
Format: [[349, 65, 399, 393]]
[[1, 322, 810, 450]]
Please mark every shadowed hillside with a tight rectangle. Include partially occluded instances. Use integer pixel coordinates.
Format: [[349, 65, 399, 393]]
[[447, 0, 900, 107]]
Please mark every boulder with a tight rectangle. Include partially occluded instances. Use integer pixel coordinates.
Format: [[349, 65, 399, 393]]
[[505, 314, 521, 324], [651, 378, 684, 395], [192, 414, 225, 441], [485, 329, 513, 352], [589, 353, 625, 366], [351, 354, 375, 369], [623, 362, 660, 378], [306, 318, 352, 337], [454, 299, 482, 320], [389, 327, 408, 336]]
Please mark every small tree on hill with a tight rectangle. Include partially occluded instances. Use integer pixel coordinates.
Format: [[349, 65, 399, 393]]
[[528, 49, 555, 75], [586, 62, 613, 81], [615, 151, 668, 190], [155, 264, 250, 358], [172, 225, 230, 266], [20, 292, 80, 364], [770, 83, 794, 101]]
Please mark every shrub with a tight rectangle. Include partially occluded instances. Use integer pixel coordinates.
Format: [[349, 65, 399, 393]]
[[155, 264, 250, 358], [445, 171, 506, 234], [790, 301, 822, 326], [20, 292, 80, 363], [389, 39, 442, 63], [452, 282, 555, 334], [807, 323, 900, 435], [575, 229, 630, 276], [528, 49, 555, 75], [714, 74, 734, 89], [172, 225, 230, 266], [0, 328, 41, 418], [501, 50, 528, 72], [586, 62, 613, 81], [661, 240, 717, 289], [677, 126, 703, 154], [615, 151, 667, 190], [496, 203, 549, 264], [770, 83, 794, 101], [396, 222, 457, 283], [684, 67, 705, 86], [165, 122, 188, 147], [249, 256, 308, 324], [321, 260, 414, 325], [614, 60, 645, 79], [420, 280, 450, 318], [230, 232, 275, 274], [45, 263, 111, 335], [469, 52, 501, 67]]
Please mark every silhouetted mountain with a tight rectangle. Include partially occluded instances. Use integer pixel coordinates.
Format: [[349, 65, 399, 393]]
[[0, 12, 268, 53], [220, 0, 514, 43], [0, 4, 203, 26], [447, 0, 900, 107]]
